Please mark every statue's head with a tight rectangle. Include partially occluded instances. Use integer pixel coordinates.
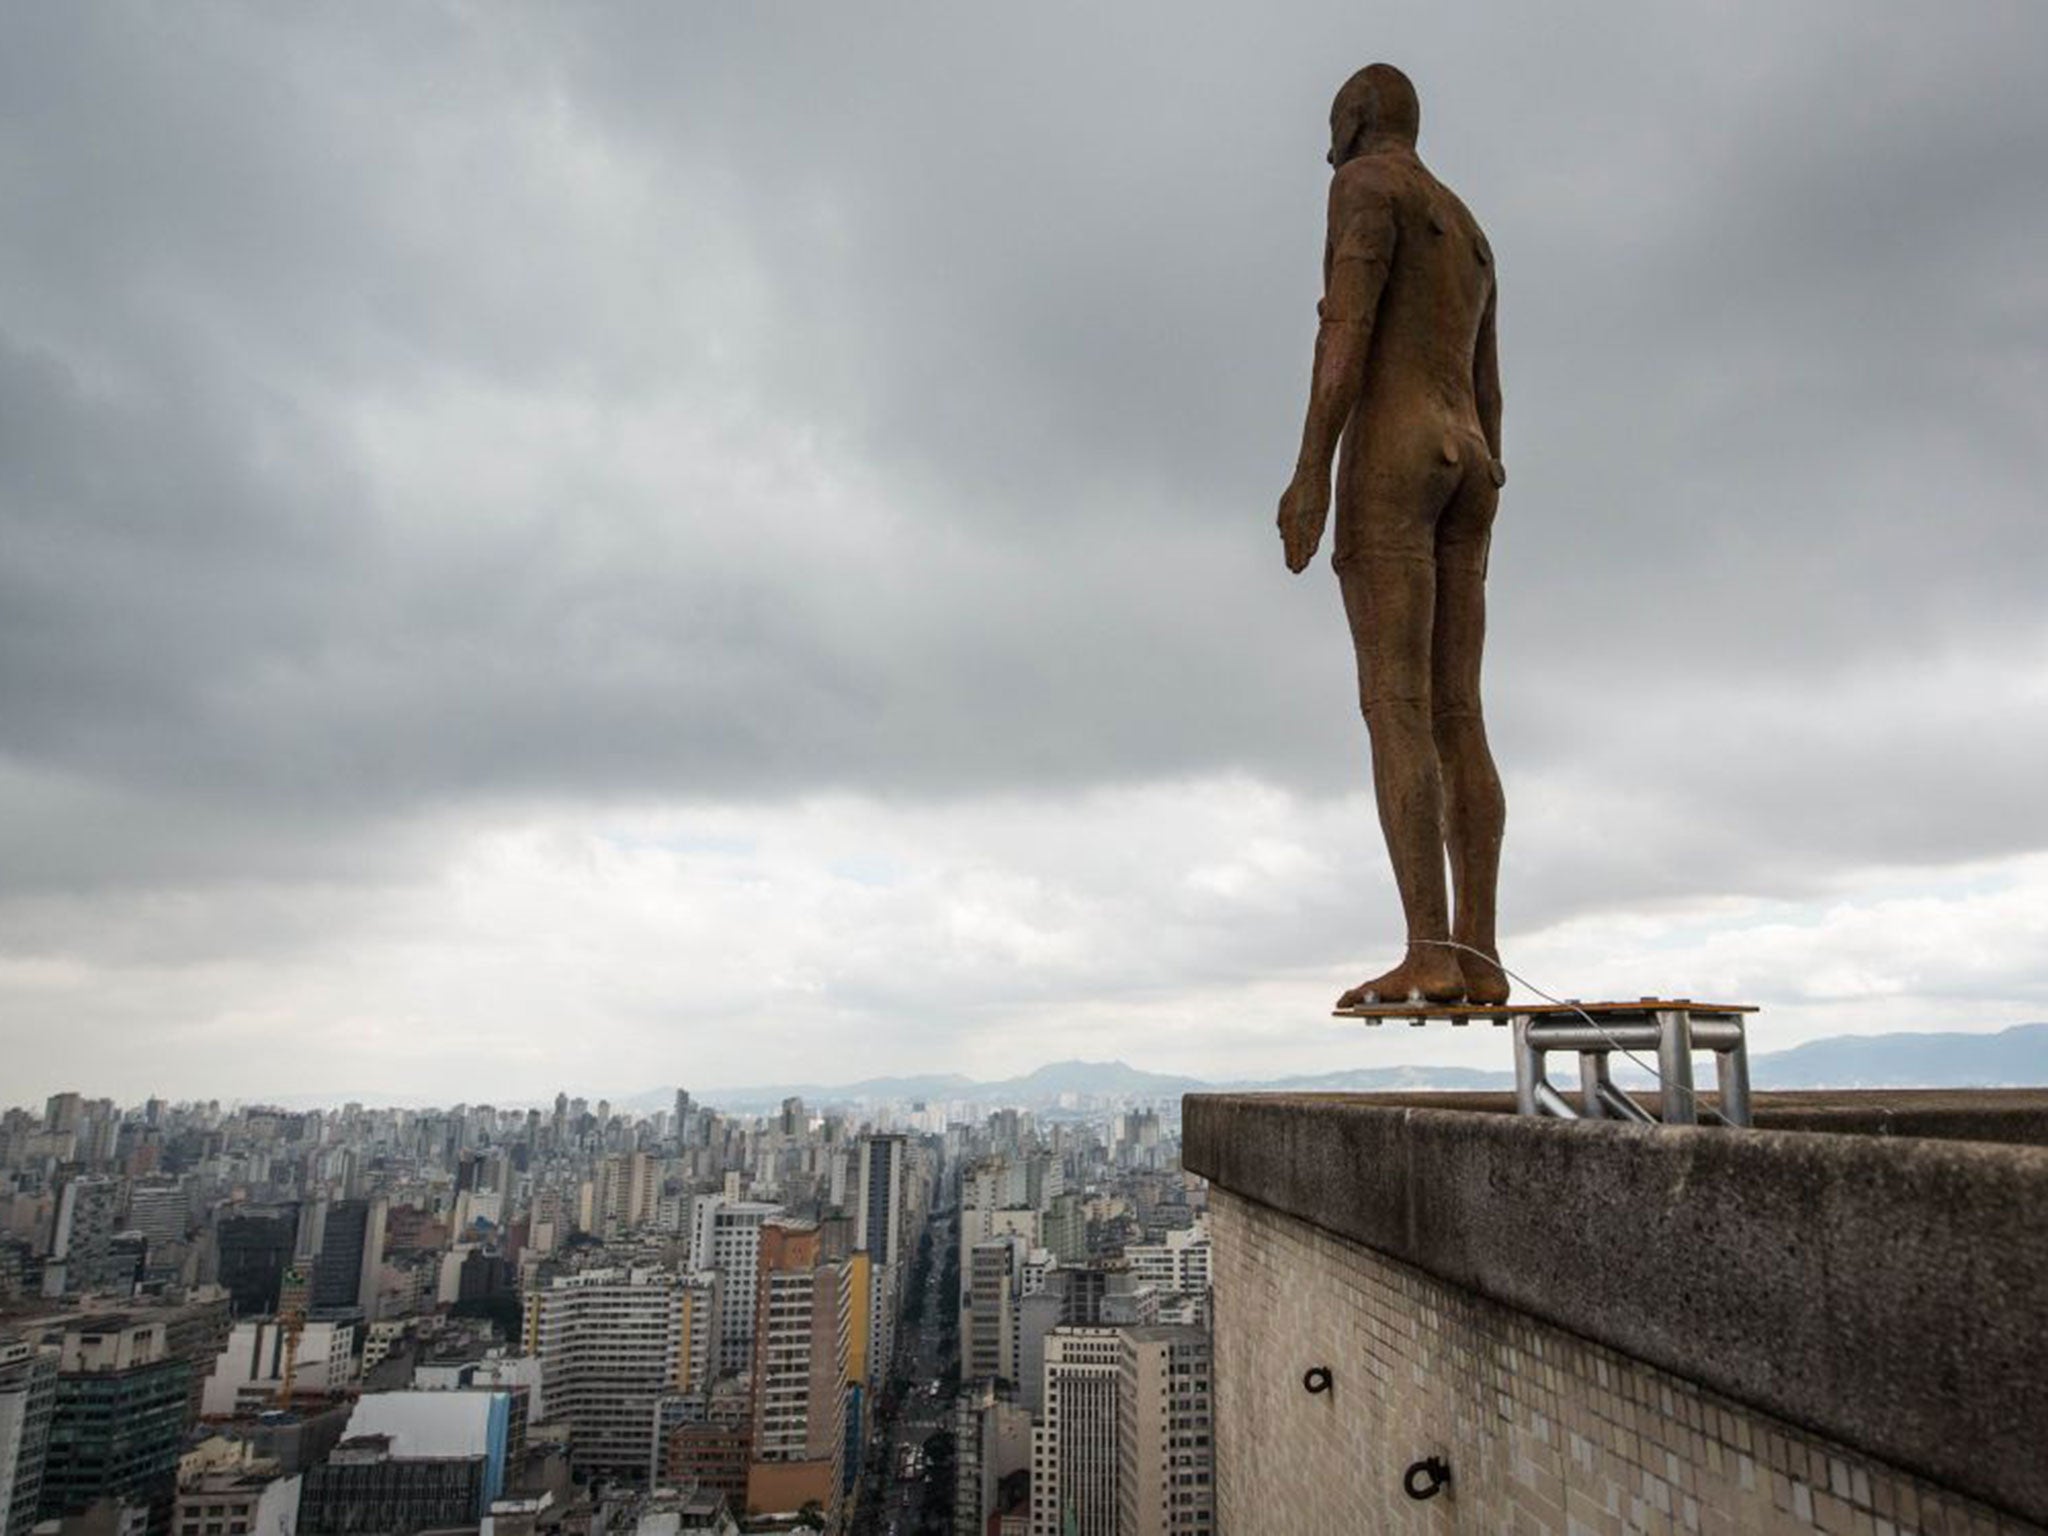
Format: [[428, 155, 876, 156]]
[[1329, 64, 1419, 167]]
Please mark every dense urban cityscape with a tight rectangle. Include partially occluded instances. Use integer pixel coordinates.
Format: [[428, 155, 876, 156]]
[[0, 1086, 1213, 1536]]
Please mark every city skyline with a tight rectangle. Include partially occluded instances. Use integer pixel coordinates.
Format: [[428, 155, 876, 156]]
[[6, 5, 2047, 1104]]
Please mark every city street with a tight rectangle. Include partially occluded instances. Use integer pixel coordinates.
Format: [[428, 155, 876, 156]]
[[857, 1205, 959, 1536]]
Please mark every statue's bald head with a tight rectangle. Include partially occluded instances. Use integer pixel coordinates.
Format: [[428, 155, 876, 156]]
[[1329, 64, 1419, 166]]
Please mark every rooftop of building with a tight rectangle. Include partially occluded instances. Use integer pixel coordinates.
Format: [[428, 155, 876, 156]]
[[1183, 1086, 2048, 1528]]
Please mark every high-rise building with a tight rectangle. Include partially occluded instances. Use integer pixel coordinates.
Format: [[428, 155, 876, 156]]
[[745, 1222, 850, 1528], [1041, 1193, 1087, 1265], [1124, 1223, 1211, 1300], [1029, 1328, 1123, 1536], [967, 1236, 1027, 1387], [953, 1377, 1032, 1536], [591, 1153, 659, 1237], [0, 1340, 58, 1536], [213, 1208, 298, 1317], [38, 1319, 190, 1527], [854, 1136, 906, 1267], [854, 1135, 908, 1381], [524, 1268, 711, 1483], [44, 1177, 124, 1298], [689, 1199, 782, 1375], [125, 1183, 192, 1251], [1115, 1326, 1214, 1536], [310, 1199, 386, 1316]]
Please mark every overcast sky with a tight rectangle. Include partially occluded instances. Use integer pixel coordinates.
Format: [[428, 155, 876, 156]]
[[4, 2, 2046, 1107]]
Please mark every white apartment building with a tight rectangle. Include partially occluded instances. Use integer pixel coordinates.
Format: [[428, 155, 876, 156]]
[[523, 1267, 716, 1483], [689, 1199, 782, 1375], [1029, 1328, 1123, 1536], [1115, 1326, 1214, 1536], [1124, 1221, 1211, 1299], [200, 1320, 358, 1415]]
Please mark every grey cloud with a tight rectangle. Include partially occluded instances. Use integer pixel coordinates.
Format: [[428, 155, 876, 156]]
[[2, 0, 2046, 921]]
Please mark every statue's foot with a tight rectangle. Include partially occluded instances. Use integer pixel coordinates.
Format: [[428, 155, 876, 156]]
[[1336, 948, 1466, 1009], [1457, 947, 1510, 1006]]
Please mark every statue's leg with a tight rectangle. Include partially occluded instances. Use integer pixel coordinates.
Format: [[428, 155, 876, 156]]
[[1335, 535, 1463, 1008], [1433, 467, 1507, 1004]]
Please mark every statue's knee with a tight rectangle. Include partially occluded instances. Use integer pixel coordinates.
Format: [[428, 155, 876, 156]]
[[1362, 693, 1430, 728]]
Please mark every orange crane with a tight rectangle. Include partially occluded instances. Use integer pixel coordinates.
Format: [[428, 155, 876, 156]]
[[275, 1266, 308, 1407]]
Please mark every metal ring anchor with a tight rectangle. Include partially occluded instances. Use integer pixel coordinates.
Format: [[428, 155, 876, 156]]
[[1403, 1457, 1450, 1501], [1302, 1366, 1332, 1394]]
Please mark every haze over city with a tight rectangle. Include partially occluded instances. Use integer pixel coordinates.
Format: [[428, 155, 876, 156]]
[[5, 3, 2047, 1106]]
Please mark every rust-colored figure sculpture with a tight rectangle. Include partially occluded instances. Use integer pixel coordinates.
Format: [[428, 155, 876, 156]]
[[1277, 64, 1508, 1007]]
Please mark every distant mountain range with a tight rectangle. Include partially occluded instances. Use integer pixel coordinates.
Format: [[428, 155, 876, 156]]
[[652, 1022, 2048, 1114]]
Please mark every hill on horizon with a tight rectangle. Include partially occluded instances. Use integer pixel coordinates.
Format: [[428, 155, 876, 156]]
[[636, 1020, 2047, 1113]]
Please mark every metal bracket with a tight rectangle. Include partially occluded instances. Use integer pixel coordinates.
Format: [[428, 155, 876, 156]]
[[1512, 1004, 1753, 1126]]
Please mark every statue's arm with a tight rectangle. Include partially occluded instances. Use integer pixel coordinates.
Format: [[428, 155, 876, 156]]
[[1295, 176, 1397, 483], [1474, 282, 1502, 469], [1279, 173, 1398, 572]]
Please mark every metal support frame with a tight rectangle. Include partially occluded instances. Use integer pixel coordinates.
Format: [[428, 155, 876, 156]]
[[1339, 997, 1759, 1127], [1511, 1006, 1753, 1126]]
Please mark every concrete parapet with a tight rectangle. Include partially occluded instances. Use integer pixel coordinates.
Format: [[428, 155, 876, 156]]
[[1183, 1090, 2048, 1526]]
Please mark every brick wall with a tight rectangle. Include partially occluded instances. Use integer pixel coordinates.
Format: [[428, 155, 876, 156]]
[[1210, 1188, 2042, 1536]]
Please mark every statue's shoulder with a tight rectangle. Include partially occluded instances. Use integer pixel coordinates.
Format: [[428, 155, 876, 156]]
[[1329, 156, 1404, 207]]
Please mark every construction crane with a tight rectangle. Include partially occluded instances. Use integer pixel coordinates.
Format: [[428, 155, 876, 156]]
[[274, 1266, 308, 1407]]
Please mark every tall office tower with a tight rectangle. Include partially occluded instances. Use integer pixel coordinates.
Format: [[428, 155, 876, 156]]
[[1015, 1289, 1065, 1418], [43, 1176, 124, 1298], [524, 1268, 699, 1483], [1041, 1192, 1087, 1264], [309, 1198, 386, 1315], [689, 1199, 783, 1375], [39, 1319, 190, 1527], [1115, 1326, 1214, 1536], [213, 1208, 298, 1317], [954, 1378, 1032, 1536], [1023, 1152, 1064, 1210], [42, 1095, 83, 1138], [0, 1339, 58, 1536], [854, 1136, 907, 1267], [745, 1222, 851, 1528], [967, 1237, 1026, 1386], [1029, 1328, 1123, 1536], [855, 1134, 907, 1380], [592, 1152, 660, 1236], [125, 1181, 192, 1250], [777, 1098, 806, 1138]]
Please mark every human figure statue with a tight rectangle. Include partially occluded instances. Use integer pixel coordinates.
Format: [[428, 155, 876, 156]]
[[1276, 64, 1509, 1007]]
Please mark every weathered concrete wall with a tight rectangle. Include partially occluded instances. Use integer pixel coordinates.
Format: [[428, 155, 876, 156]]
[[1210, 1186, 2041, 1535], [1184, 1092, 2048, 1528]]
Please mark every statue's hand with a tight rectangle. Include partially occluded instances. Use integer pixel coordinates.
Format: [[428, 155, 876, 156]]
[[1278, 472, 1329, 574]]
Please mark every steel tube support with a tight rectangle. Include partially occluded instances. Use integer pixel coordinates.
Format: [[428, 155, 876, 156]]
[[1512, 1015, 1538, 1116], [1594, 1080, 1657, 1123], [1532, 1079, 1580, 1119], [1520, 1020, 1746, 1052], [1715, 1033, 1753, 1128], [1578, 1050, 1609, 1118], [1656, 1009, 1698, 1125]]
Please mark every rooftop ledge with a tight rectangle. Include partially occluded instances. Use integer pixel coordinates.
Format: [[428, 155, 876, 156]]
[[1182, 1088, 2048, 1527]]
